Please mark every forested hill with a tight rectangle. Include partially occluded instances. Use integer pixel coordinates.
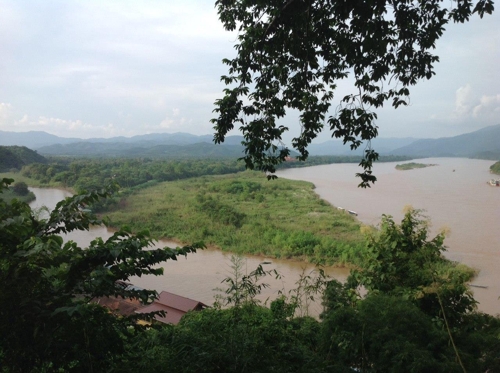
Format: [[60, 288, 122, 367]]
[[391, 124, 500, 159], [3, 125, 500, 159], [0, 130, 241, 149], [0, 146, 47, 172]]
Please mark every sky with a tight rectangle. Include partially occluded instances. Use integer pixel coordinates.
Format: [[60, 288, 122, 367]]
[[0, 0, 499, 144]]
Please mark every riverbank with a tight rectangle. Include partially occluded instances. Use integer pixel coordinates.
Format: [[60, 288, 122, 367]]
[[0, 171, 76, 193]]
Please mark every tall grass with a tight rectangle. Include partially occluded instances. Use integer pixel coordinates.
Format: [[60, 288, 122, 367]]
[[103, 171, 366, 266]]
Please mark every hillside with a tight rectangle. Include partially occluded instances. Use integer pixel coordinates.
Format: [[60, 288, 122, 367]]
[[3, 125, 500, 159], [0, 130, 240, 149], [391, 124, 500, 159], [308, 137, 418, 156], [0, 146, 47, 172]]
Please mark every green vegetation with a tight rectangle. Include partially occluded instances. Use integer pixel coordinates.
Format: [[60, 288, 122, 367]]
[[395, 162, 435, 170], [278, 155, 414, 170], [0, 145, 47, 172], [0, 178, 203, 372], [2, 178, 498, 372], [490, 161, 500, 175], [103, 172, 365, 265], [0, 181, 36, 203], [13, 155, 414, 193], [19, 158, 246, 191]]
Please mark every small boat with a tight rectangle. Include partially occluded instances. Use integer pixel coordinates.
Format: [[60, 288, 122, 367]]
[[468, 284, 488, 289], [347, 210, 358, 216]]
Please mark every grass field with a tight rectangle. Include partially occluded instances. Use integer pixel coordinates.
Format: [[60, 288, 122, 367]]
[[103, 171, 366, 265]]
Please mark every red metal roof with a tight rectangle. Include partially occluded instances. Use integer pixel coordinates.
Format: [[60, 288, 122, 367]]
[[135, 291, 208, 325]]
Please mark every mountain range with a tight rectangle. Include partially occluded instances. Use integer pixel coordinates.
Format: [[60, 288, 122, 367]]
[[1, 124, 499, 159]]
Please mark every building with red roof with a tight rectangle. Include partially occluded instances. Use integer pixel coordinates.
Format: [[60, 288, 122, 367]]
[[135, 291, 208, 325]]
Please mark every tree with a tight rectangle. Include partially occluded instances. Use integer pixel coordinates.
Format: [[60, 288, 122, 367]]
[[349, 208, 477, 320], [212, 0, 494, 186], [0, 178, 203, 372], [319, 210, 500, 372], [12, 181, 29, 196]]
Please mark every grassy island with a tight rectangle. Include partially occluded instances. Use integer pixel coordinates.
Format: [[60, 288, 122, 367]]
[[395, 162, 435, 171], [490, 161, 500, 175], [102, 171, 366, 265]]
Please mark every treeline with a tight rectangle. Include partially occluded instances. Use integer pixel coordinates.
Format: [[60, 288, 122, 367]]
[[2, 185, 498, 372], [20, 158, 246, 191], [490, 160, 500, 175], [277, 154, 414, 169], [17, 155, 413, 192]]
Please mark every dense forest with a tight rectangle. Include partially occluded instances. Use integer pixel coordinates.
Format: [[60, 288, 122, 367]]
[[12, 155, 410, 192]]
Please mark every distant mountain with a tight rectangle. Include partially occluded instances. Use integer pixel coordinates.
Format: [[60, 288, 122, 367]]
[[308, 137, 418, 156], [0, 130, 81, 149], [0, 130, 240, 149], [391, 124, 500, 159], [0, 146, 47, 172], [3, 125, 500, 160], [36, 141, 248, 158], [83, 132, 216, 145]]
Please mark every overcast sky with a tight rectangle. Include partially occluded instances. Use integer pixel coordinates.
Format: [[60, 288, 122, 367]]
[[0, 0, 499, 143]]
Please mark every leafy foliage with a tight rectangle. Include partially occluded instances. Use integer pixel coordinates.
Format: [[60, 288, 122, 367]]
[[319, 210, 500, 372], [350, 209, 477, 320], [212, 0, 494, 186], [0, 178, 203, 372]]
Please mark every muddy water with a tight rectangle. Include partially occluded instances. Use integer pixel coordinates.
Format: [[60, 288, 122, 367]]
[[29, 187, 349, 315], [277, 158, 500, 315]]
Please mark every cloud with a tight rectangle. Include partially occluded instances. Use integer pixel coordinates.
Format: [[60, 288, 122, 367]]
[[473, 94, 500, 118], [4, 113, 127, 138], [0, 103, 13, 124], [155, 109, 188, 131], [454, 84, 473, 117], [452, 85, 500, 123]]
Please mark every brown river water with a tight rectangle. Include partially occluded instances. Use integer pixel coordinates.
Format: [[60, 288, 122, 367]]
[[29, 188, 348, 316], [277, 158, 500, 315], [29, 157, 499, 315]]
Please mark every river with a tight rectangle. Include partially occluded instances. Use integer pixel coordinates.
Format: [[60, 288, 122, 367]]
[[29, 187, 349, 316], [277, 157, 500, 315], [29, 158, 499, 315]]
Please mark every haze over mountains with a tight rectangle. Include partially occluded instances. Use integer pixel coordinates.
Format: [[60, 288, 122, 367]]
[[1, 124, 499, 159]]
